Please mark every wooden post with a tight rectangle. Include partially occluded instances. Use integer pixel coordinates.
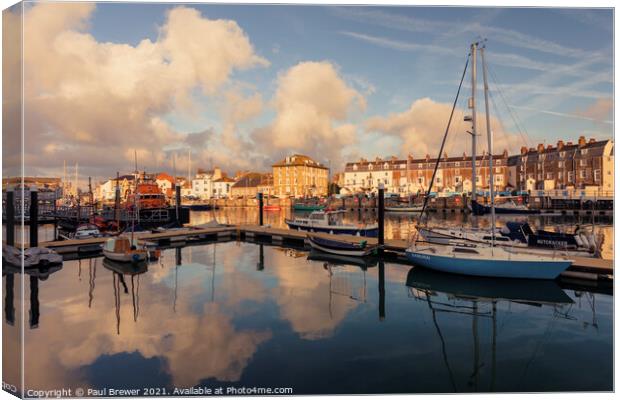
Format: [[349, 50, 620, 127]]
[[257, 244, 265, 271], [29, 186, 38, 247], [378, 260, 385, 321], [6, 187, 15, 246], [29, 275, 39, 329], [378, 183, 385, 252], [4, 273, 15, 326], [175, 184, 181, 223], [257, 191, 264, 226]]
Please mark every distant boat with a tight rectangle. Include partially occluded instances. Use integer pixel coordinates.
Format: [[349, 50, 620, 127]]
[[385, 205, 424, 213], [73, 223, 101, 239], [103, 236, 147, 263], [470, 198, 539, 215], [286, 210, 378, 237], [307, 234, 378, 257], [263, 204, 281, 211], [293, 203, 325, 211]]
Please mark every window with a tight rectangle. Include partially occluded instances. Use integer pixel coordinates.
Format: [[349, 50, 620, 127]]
[[495, 167, 502, 173], [568, 172, 574, 183], [580, 170, 586, 179], [537, 174, 542, 180], [495, 159, 501, 165], [558, 161, 564, 168], [368, 164, 374, 170], [436, 177, 442, 183], [581, 149, 588, 155], [546, 173, 553, 180], [383, 163, 389, 170], [455, 176, 461, 183], [495, 175, 503, 182], [580, 159, 587, 167], [560, 151, 565, 158], [594, 169, 601, 182], [455, 162, 460, 167], [400, 164, 405, 169]]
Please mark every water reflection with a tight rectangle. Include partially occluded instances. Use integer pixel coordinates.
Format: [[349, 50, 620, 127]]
[[3, 262, 64, 328], [405, 267, 579, 392], [1, 242, 611, 393]]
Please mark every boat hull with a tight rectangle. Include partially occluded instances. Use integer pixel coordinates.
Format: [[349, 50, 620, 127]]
[[471, 200, 539, 215], [103, 249, 147, 263], [385, 206, 423, 213], [307, 236, 376, 257], [293, 204, 325, 211], [286, 221, 378, 237], [405, 248, 571, 279]]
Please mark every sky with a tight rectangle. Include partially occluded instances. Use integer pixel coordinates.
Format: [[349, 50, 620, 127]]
[[2, 1, 613, 185]]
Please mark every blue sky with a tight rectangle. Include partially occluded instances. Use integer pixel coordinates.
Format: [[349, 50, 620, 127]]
[[12, 2, 614, 180], [87, 4, 612, 135]]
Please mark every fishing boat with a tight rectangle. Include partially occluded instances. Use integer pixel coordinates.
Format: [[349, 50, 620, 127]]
[[293, 203, 325, 211], [307, 234, 378, 257], [407, 42, 572, 279], [73, 223, 102, 239], [102, 236, 148, 263], [286, 210, 378, 237]]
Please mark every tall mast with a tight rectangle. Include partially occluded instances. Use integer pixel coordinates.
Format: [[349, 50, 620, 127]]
[[74, 162, 79, 197], [188, 149, 191, 184], [480, 45, 495, 248], [470, 42, 478, 202], [63, 160, 67, 197]]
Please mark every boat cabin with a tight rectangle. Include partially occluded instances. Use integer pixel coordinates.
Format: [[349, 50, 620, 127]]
[[104, 237, 140, 253]]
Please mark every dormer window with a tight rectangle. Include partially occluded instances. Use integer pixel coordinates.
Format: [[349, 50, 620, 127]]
[[560, 152, 565, 158], [383, 163, 389, 170], [353, 164, 358, 171], [581, 149, 588, 155], [368, 164, 374, 170]]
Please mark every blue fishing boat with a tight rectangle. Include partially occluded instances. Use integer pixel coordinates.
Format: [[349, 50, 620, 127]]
[[307, 234, 378, 256], [286, 210, 378, 237]]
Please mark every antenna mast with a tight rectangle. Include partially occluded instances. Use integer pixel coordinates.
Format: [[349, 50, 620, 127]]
[[470, 42, 478, 203]]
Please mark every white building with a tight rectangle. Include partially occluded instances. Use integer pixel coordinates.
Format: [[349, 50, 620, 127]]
[[213, 177, 235, 198], [191, 167, 223, 199]]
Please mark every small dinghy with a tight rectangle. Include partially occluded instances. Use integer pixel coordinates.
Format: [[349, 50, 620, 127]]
[[307, 234, 378, 257], [103, 236, 147, 263], [307, 250, 378, 270]]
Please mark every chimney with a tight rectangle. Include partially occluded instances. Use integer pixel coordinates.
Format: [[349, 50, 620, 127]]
[[425, 154, 430, 161], [567, 141, 573, 146], [463, 152, 467, 160], [557, 140, 564, 150], [520, 146, 528, 155], [547, 144, 553, 151], [537, 143, 545, 153], [589, 138, 596, 144], [578, 135, 586, 147], [503, 149, 508, 157]]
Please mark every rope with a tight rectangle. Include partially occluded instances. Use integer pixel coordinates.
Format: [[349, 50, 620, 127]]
[[419, 53, 471, 224]]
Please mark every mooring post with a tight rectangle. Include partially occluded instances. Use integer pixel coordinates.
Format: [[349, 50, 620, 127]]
[[4, 273, 15, 326], [29, 275, 39, 329], [175, 183, 181, 223], [257, 191, 264, 226], [30, 186, 39, 247], [378, 260, 385, 321], [257, 244, 265, 271], [378, 183, 385, 253], [6, 187, 15, 246]]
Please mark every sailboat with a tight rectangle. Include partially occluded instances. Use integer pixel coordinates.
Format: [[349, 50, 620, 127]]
[[406, 42, 572, 280]]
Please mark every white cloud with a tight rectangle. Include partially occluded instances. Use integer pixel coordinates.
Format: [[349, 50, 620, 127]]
[[17, 3, 268, 181]]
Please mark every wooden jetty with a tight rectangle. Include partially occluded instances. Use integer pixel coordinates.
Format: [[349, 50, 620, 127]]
[[13, 224, 612, 281]]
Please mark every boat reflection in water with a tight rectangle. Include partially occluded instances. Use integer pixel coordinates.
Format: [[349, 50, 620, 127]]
[[406, 267, 574, 392], [103, 258, 148, 335]]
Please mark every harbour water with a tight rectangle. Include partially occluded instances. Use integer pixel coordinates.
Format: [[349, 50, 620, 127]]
[[2, 240, 613, 394]]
